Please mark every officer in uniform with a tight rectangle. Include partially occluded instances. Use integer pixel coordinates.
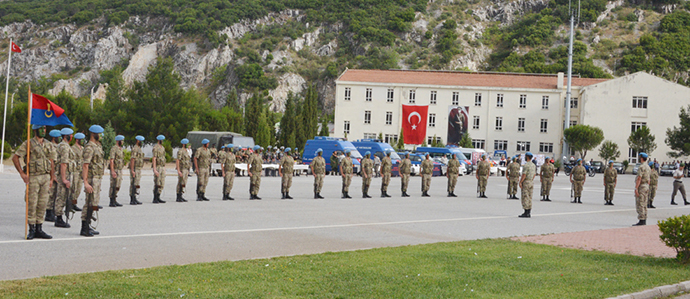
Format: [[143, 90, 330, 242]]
[[361, 151, 374, 198], [634, 153, 651, 226], [603, 160, 617, 205], [248, 145, 263, 200], [221, 144, 237, 201], [648, 161, 659, 209], [12, 125, 54, 239], [81, 125, 105, 237], [540, 157, 555, 202], [194, 139, 212, 201], [129, 135, 145, 205], [44, 129, 61, 222], [175, 138, 191, 202], [310, 148, 326, 199], [108, 135, 125, 207], [340, 149, 354, 199], [518, 152, 537, 218], [421, 153, 433, 197], [380, 151, 392, 197], [570, 159, 586, 203], [399, 152, 411, 197], [152, 135, 166, 204], [70, 133, 85, 212], [209, 144, 218, 163], [476, 154, 490, 198], [447, 153, 460, 197], [54, 128, 76, 228], [279, 147, 295, 199], [506, 156, 520, 200]]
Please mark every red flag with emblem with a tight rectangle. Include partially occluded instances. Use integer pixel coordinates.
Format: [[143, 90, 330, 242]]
[[11, 42, 21, 53], [402, 104, 428, 145]]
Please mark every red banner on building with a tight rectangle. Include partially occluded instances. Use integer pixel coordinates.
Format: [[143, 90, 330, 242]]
[[402, 104, 428, 145]]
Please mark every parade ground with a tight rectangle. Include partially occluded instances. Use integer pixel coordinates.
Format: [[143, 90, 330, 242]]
[[1, 168, 689, 281]]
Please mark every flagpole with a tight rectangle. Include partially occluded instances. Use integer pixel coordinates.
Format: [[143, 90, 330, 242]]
[[24, 87, 31, 239], [0, 38, 12, 173]]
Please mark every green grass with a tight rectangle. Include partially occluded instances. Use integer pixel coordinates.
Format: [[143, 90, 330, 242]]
[[1, 239, 688, 298]]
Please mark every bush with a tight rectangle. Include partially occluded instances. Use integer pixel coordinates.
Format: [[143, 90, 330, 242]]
[[658, 215, 690, 264], [2, 140, 11, 160]]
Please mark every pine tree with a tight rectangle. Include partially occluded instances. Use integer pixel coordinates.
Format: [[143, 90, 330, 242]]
[[226, 88, 241, 113], [318, 116, 329, 137], [244, 93, 263, 139], [377, 132, 383, 141], [300, 85, 319, 148], [459, 133, 472, 148], [396, 128, 404, 150], [255, 109, 271, 147], [279, 92, 297, 147]]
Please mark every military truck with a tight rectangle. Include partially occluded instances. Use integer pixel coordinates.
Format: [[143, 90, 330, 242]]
[[185, 131, 255, 151]]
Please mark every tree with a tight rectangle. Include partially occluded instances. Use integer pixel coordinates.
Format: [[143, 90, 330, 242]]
[[101, 121, 116, 159], [226, 88, 241, 113], [396, 128, 404, 150], [666, 105, 690, 158], [244, 93, 263, 140], [318, 116, 329, 137], [377, 132, 383, 141], [598, 140, 621, 162], [563, 124, 604, 159], [628, 126, 657, 155], [296, 85, 319, 149], [459, 133, 472, 148], [278, 92, 297, 147]]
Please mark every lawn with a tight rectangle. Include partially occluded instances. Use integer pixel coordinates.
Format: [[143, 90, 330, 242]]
[[1, 239, 687, 298]]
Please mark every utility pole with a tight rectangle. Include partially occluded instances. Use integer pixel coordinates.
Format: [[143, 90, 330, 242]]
[[561, 4, 577, 165]]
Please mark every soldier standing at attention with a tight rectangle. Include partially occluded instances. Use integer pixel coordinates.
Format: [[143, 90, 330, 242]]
[[209, 144, 218, 163], [399, 152, 411, 197], [540, 157, 555, 202], [421, 153, 433, 197], [330, 151, 339, 175], [221, 144, 237, 201], [634, 153, 651, 226], [194, 139, 212, 201], [12, 125, 54, 239], [476, 154, 490, 198], [648, 161, 659, 209], [129, 136, 145, 205], [44, 129, 61, 222], [518, 152, 536, 218], [81, 125, 105, 237], [279, 147, 295, 199], [446, 153, 460, 197], [248, 145, 263, 200], [506, 156, 520, 200], [70, 133, 85, 212], [54, 128, 76, 228], [380, 151, 392, 197], [108, 135, 125, 207], [175, 138, 191, 202], [603, 160, 617, 206], [152, 135, 167, 204], [340, 149, 354, 199], [310, 148, 326, 199], [361, 151, 374, 198], [570, 159, 586, 203]]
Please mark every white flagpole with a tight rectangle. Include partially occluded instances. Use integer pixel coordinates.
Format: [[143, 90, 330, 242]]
[[0, 38, 13, 173]]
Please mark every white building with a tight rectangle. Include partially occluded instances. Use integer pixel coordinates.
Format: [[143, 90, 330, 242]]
[[334, 69, 689, 163]]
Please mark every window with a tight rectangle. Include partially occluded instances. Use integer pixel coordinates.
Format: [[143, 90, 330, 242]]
[[474, 93, 482, 106], [495, 117, 503, 131], [428, 113, 436, 127], [540, 119, 548, 133], [632, 96, 648, 109], [387, 89, 394, 103], [408, 90, 416, 103], [344, 88, 351, 101], [452, 92, 459, 106], [494, 140, 508, 151], [385, 112, 393, 125], [569, 120, 578, 127], [519, 94, 527, 108], [430, 91, 437, 104], [473, 116, 480, 129], [518, 118, 525, 132], [384, 134, 398, 144], [427, 136, 442, 145], [496, 94, 504, 107], [629, 148, 638, 163], [631, 122, 646, 132], [570, 98, 578, 108], [472, 139, 485, 149], [365, 88, 372, 102], [539, 142, 553, 153], [542, 96, 549, 109], [363, 133, 377, 139], [343, 121, 350, 134], [516, 141, 531, 152], [364, 111, 371, 124]]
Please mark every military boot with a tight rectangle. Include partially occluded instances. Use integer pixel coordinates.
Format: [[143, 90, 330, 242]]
[[254, 194, 262, 200], [44, 209, 55, 222], [422, 191, 430, 197], [671, 200, 677, 205], [633, 219, 646, 226], [55, 216, 70, 228], [648, 203, 656, 209], [201, 192, 210, 201], [577, 197, 582, 204], [281, 192, 286, 199], [80, 221, 93, 237], [27, 224, 36, 240], [130, 195, 138, 205], [518, 209, 531, 218], [544, 196, 551, 202], [72, 205, 82, 212], [111, 188, 123, 207], [316, 193, 324, 199], [286, 192, 293, 199], [34, 224, 52, 239], [176, 193, 185, 202], [384, 191, 391, 198], [314, 192, 319, 199]]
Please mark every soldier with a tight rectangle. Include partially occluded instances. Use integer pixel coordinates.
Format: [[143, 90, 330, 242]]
[[447, 153, 460, 197], [152, 135, 167, 204], [506, 156, 520, 200], [12, 125, 54, 239], [340, 149, 354, 199], [54, 128, 76, 228], [330, 151, 339, 175], [518, 152, 537, 218], [476, 154, 490, 198], [175, 138, 191, 202], [648, 161, 659, 209], [310, 148, 326, 199], [279, 147, 295, 199], [221, 144, 237, 201], [194, 139, 212, 201], [421, 153, 433, 197], [361, 151, 374, 198], [129, 135, 145, 205], [70, 133, 85, 212], [634, 153, 651, 226], [540, 157, 555, 202], [380, 150, 392, 197], [399, 152, 411, 197], [209, 143, 218, 163], [81, 125, 106, 237], [108, 135, 125, 207], [44, 129, 61, 222], [570, 159, 586, 203], [603, 160, 617, 206], [248, 145, 263, 200]]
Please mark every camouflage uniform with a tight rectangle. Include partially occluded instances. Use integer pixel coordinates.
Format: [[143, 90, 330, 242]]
[[571, 165, 586, 198], [209, 147, 218, 163], [129, 144, 144, 199], [46, 140, 58, 218], [507, 161, 520, 197], [340, 156, 353, 196], [361, 157, 374, 197], [604, 166, 617, 203], [280, 154, 294, 196], [55, 140, 76, 217], [399, 157, 411, 195], [521, 162, 536, 210], [15, 137, 53, 225], [71, 142, 84, 208], [540, 162, 555, 198], [447, 158, 460, 195], [312, 155, 326, 197], [195, 147, 212, 195], [248, 152, 263, 197], [152, 143, 166, 198], [649, 167, 659, 206], [177, 147, 191, 195], [222, 151, 236, 198], [421, 158, 433, 194], [82, 141, 105, 221], [108, 144, 124, 203], [380, 156, 392, 194], [476, 160, 490, 195], [636, 163, 651, 221]]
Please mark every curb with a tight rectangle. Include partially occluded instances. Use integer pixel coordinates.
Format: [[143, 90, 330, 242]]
[[608, 280, 690, 299]]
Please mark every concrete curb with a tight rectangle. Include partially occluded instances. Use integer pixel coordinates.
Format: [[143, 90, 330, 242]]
[[608, 280, 690, 299]]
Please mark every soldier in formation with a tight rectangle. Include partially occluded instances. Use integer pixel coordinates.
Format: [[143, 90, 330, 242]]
[[129, 135, 144, 205], [634, 153, 651, 226], [421, 153, 433, 197], [194, 139, 211, 201], [310, 148, 326, 199], [446, 153, 460, 197], [570, 159, 586, 203], [603, 160, 617, 205], [539, 157, 554, 202], [152, 135, 166, 204], [399, 152, 411, 197], [175, 138, 191, 202], [506, 156, 520, 200], [518, 152, 536, 218], [248, 145, 263, 200], [361, 151, 373, 198], [279, 147, 294, 199], [648, 162, 659, 209], [380, 151, 392, 197], [340, 149, 354, 199], [44, 129, 61, 222], [108, 135, 125, 207], [221, 144, 236, 201], [71, 133, 85, 212], [476, 155, 490, 198], [54, 128, 76, 228], [81, 125, 105, 237], [330, 151, 339, 176]]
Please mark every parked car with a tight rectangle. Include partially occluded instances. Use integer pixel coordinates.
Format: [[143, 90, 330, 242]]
[[612, 162, 625, 174], [591, 161, 605, 173], [632, 163, 642, 175], [660, 164, 677, 176]]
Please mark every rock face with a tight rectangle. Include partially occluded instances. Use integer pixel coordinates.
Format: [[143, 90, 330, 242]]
[[268, 73, 307, 112], [475, 0, 549, 25]]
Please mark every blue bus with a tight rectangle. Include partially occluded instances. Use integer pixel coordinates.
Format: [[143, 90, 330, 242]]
[[351, 139, 400, 176], [302, 136, 362, 174]]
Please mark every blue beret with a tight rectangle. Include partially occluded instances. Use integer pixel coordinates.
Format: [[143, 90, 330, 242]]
[[345, 149, 351, 154], [32, 124, 44, 130], [609, 160, 614, 164], [180, 138, 189, 144], [227, 144, 233, 148], [639, 152, 648, 158], [364, 151, 371, 156], [60, 128, 74, 135], [136, 135, 145, 141], [577, 158, 582, 162], [545, 156, 550, 160], [201, 139, 209, 144], [115, 135, 124, 141], [253, 145, 261, 151], [316, 148, 323, 153], [157, 135, 165, 141], [425, 152, 430, 156], [525, 152, 533, 157], [221, 145, 225, 149], [285, 147, 291, 153], [49, 129, 61, 137], [89, 125, 104, 134], [74, 133, 85, 140], [405, 152, 410, 157]]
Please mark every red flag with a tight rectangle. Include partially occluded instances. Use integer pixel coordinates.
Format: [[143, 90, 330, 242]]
[[11, 42, 21, 53], [402, 104, 428, 145]]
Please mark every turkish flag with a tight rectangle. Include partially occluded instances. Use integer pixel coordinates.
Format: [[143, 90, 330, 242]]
[[402, 104, 428, 145], [11, 42, 21, 53]]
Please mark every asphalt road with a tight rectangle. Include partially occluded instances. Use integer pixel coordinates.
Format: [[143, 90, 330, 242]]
[[0, 169, 688, 281]]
